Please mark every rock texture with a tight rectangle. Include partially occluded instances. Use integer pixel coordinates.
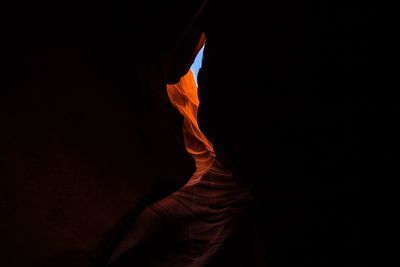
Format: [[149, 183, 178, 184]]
[[0, 1, 375, 266]]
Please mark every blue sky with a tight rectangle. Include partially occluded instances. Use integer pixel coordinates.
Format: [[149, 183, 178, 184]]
[[190, 45, 204, 86]]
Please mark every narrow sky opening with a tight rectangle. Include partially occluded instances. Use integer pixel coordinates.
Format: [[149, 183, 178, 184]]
[[191, 44, 205, 86]]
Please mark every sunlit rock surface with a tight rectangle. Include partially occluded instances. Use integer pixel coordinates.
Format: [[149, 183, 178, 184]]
[[107, 69, 263, 267]]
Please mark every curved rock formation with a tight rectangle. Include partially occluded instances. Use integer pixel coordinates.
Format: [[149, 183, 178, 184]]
[[107, 65, 261, 267]]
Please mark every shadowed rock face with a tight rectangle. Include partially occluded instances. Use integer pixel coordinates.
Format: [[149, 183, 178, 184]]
[[0, 7, 198, 267], [198, 2, 372, 267], [198, 2, 368, 267], [1, 1, 372, 266]]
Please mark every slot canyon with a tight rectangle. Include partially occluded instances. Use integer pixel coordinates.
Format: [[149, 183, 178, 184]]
[[1, 2, 377, 266]]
